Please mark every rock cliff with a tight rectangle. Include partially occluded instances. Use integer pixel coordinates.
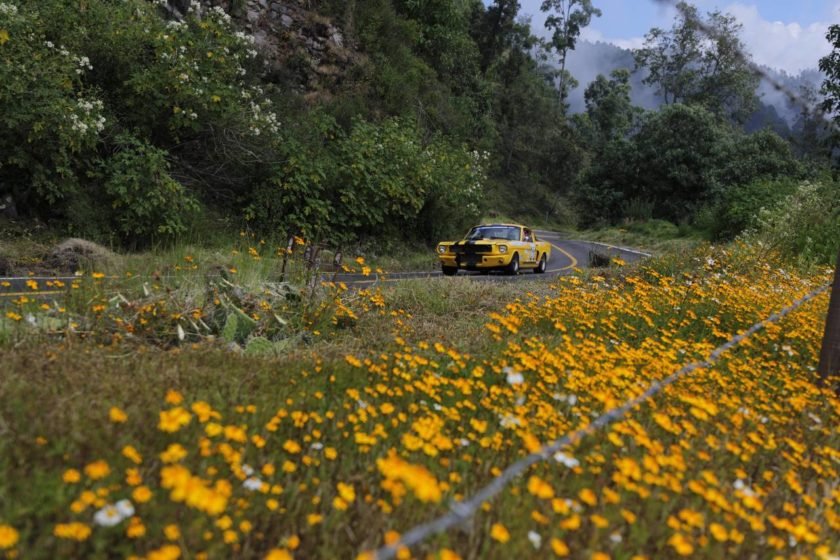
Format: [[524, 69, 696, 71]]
[[165, 0, 360, 100]]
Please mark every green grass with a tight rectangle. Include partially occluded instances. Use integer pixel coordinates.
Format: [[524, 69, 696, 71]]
[[1, 244, 836, 559], [574, 219, 705, 255]]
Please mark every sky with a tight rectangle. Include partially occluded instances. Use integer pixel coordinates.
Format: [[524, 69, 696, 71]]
[[514, 0, 840, 74]]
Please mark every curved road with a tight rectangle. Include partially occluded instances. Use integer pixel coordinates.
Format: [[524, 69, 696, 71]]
[[320, 230, 650, 286], [0, 232, 651, 298]]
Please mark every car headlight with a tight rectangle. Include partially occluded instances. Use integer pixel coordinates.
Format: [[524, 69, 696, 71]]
[[438, 245, 447, 254], [498, 245, 507, 254]]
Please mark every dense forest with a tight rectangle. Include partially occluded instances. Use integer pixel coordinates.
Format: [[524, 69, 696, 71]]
[[0, 0, 838, 259]]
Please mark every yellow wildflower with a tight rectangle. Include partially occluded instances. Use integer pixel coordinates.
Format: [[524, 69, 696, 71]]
[[165, 524, 181, 541], [550, 538, 569, 556], [109, 407, 128, 423], [132, 486, 153, 504], [490, 523, 510, 543], [84, 460, 110, 480], [0, 525, 19, 549], [63, 469, 81, 484], [158, 407, 192, 433], [54, 522, 92, 541]]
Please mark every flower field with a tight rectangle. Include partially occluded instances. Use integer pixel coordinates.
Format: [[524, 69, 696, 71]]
[[0, 245, 838, 559]]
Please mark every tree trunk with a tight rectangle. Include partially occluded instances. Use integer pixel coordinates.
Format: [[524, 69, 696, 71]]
[[344, 0, 356, 39], [817, 246, 840, 394]]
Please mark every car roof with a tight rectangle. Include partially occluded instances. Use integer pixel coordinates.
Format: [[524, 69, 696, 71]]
[[472, 223, 524, 228]]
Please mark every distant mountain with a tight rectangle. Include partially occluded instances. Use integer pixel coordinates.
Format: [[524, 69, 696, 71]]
[[565, 40, 662, 113], [564, 40, 824, 134]]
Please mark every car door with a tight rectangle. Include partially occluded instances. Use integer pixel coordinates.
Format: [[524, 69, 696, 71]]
[[522, 228, 537, 264]]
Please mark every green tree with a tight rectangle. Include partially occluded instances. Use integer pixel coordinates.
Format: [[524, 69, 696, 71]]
[[540, 0, 601, 107], [819, 24, 840, 164], [576, 69, 638, 148], [472, 0, 521, 72], [634, 2, 758, 122], [714, 128, 803, 190]]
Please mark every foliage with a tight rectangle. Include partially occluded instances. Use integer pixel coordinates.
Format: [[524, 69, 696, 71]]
[[819, 24, 840, 163], [749, 180, 840, 266], [245, 116, 485, 244], [633, 2, 758, 122], [0, 0, 279, 245], [540, 0, 602, 105], [0, 0, 827, 253], [576, 69, 638, 147], [706, 177, 798, 241], [713, 129, 803, 189], [101, 135, 200, 246], [576, 104, 804, 228], [0, 2, 105, 210], [578, 104, 728, 223]]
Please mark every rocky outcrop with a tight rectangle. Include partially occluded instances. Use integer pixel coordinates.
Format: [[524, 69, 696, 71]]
[[46, 238, 117, 273], [167, 0, 361, 100]]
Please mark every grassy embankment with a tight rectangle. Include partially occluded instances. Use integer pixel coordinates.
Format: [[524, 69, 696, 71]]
[[0, 231, 838, 559]]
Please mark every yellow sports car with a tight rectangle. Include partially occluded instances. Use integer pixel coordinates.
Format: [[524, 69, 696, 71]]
[[436, 224, 551, 276]]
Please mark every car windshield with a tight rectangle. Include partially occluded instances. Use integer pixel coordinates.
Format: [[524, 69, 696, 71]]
[[465, 226, 520, 241]]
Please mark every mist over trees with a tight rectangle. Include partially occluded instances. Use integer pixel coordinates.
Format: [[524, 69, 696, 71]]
[[0, 0, 837, 251]]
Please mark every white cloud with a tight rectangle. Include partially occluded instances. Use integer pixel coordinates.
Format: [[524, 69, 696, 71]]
[[523, 0, 833, 74], [722, 3, 832, 74], [580, 27, 646, 51]]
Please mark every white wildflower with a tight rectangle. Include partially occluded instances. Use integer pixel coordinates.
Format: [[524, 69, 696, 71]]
[[243, 477, 263, 491], [115, 500, 135, 518], [504, 367, 523, 386], [527, 531, 542, 549], [733, 479, 757, 498], [553, 451, 580, 469], [499, 414, 521, 428], [93, 501, 133, 527]]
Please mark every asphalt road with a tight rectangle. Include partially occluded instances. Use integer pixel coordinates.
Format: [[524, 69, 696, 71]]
[[0, 232, 650, 299], [331, 230, 650, 286]]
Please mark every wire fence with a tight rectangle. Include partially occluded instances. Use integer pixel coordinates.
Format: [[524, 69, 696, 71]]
[[368, 6, 840, 548], [369, 282, 831, 559]]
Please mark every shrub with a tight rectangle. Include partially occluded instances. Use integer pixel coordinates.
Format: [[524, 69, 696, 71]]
[[749, 180, 840, 265], [626, 219, 681, 239], [0, 1, 105, 211], [709, 177, 799, 240], [102, 135, 199, 246], [245, 117, 486, 245], [620, 198, 655, 222]]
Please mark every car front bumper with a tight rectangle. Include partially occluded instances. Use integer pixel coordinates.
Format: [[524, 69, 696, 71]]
[[438, 252, 514, 270]]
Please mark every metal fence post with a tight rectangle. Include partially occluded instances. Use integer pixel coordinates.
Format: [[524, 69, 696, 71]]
[[817, 247, 840, 394]]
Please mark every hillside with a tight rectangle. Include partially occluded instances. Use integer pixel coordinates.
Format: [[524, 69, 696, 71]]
[[1, 0, 836, 254], [564, 39, 825, 135], [1, 2, 839, 558]]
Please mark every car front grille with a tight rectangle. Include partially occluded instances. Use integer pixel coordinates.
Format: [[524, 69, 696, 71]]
[[451, 244, 492, 255]]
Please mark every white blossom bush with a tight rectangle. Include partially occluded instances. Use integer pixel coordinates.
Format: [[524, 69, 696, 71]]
[[127, 4, 279, 141], [0, 1, 106, 204]]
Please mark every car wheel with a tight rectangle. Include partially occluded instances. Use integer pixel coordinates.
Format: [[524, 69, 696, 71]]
[[505, 253, 520, 275], [534, 254, 547, 274], [442, 266, 458, 276]]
